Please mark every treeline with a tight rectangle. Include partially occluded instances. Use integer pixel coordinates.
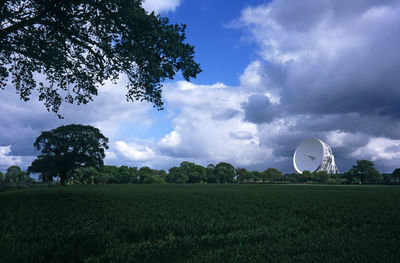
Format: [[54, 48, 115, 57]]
[[1, 160, 400, 188], [0, 166, 36, 189]]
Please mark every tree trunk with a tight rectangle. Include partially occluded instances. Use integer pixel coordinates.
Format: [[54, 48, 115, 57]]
[[60, 174, 67, 186]]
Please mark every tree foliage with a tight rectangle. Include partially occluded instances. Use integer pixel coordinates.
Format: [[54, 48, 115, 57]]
[[351, 160, 381, 184], [0, 0, 201, 116], [4, 165, 31, 183], [235, 167, 247, 183], [139, 166, 165, 184], [214, 162, 235, 183], [313, 171, 329, 183], [392, 168, 400, 179], [261, 168, 282, 183], [29, 124, 109, 185]]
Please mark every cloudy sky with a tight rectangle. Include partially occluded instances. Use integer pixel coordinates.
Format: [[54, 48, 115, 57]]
[[1, 0, 399, 173]]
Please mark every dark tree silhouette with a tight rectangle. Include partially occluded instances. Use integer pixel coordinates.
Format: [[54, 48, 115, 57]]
[[0, 0, 201, 116], [29, 124, 109, 185]]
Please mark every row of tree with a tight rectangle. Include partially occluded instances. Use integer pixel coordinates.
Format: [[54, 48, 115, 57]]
[[2, 125, 398, 187], [0, 166, 35, 186], [2, 160, 400, 186]]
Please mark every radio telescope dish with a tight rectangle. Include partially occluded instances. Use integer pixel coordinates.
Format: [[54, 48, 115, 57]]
[[293, 138, 339, 174]]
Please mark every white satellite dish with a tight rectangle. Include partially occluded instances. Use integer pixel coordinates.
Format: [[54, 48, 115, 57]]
[[293, 138, 339, 174]]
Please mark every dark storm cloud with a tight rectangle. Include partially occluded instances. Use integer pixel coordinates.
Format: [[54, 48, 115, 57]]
[[0, 90, 63, 156], [239, 0, 400, 122], [280, 39, 400, 118], [293, 113, 400, 140], [236, 0, 400, 172], [241, 95, 280, 123]]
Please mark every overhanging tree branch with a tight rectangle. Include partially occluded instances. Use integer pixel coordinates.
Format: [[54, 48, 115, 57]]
[[0, 0, 201, 116]]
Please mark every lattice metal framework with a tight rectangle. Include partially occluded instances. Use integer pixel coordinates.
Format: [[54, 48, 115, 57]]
[[315, 139, 339, 174]]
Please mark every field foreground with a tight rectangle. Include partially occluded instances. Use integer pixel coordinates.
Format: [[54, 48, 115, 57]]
[[1, 184, 399, 262]]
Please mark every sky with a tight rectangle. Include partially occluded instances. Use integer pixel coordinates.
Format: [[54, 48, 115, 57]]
[[1, 0, 400, 173]]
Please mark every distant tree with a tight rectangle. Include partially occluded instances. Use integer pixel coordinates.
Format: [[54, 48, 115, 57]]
[[29, 124, 109, 185], [138, 166, 151, 183], [243, 170, 253, 183], [38, 170, 53, 183], [0, 171, 4, 181], [235, 167, 247, 184], [393, 168, 400, 177], [351, 160, 381, 184], [392, 168, 400, 183], [206, 164, 218, 183], [343, 169, 357, 184], [167, 166, 188, 183], [313, 171, 330, 183], [139, 166, 165, 184], [5, 165, 30, 183], [99, 165, 119, 183], [367, 167, 382, 183], [128, 166, 140, 184], [215, 162, 235, 183], [72, 166, 99, 184], [94, 171, 113, 184], [115, 166, 138, 184], [166, 166, 177, 183], [157, 170, 167, 182], [260, 170, 267, 183], [180, 161, 206, 183], [285, 173, 298, 183], [143, 174, 165, 184], [0, 0, 201, 116], [262, 168, 282, 183], [251, 171, 261, 183], [299, 170, 312, 183]]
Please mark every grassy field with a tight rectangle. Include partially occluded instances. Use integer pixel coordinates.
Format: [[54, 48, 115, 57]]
[[1, 184, 399, 262]]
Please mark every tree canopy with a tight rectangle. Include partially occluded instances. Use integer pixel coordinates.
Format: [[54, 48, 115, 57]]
[[214, 162, 235, 183], [4, 165, 30, 183], [0, 0, 201, 116], [29, 124, 109, 185], [261, 168, 282, 183]]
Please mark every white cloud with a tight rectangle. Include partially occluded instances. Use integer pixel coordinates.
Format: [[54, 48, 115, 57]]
[[158, 81, 273, 167], [0, 146, 22, 167], [352, 138, 400, 162], [115, 141, 155, 161], [160, 131, 180, 148], [102, 81, 275, 169], [326, 130, 366, 148], [142, 0, 181, 14], [0, 145, 34, 172]]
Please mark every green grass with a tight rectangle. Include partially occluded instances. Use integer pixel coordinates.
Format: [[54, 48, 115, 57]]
[[1, 184, 399, 262]]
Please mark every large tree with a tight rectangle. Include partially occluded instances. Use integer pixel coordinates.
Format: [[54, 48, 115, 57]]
[[0, 0, 201, 116], [351, 160, 381, 184], [29, 124, 109, 185]]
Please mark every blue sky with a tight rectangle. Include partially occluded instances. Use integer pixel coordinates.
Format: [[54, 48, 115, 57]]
[[164, 0, 264, 86], [1, 0, 400, 173]]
